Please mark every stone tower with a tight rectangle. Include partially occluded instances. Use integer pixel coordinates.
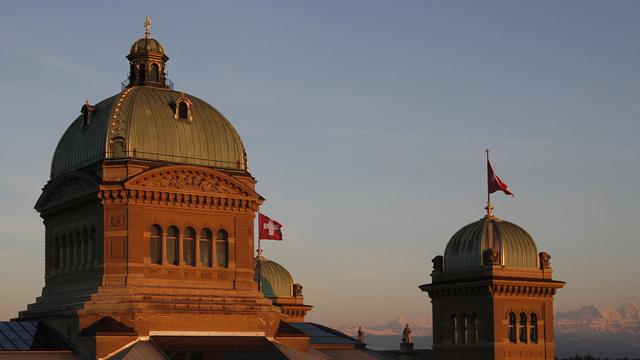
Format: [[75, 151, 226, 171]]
[[420, 213, 565, 360], [19, 23, 284, 358]]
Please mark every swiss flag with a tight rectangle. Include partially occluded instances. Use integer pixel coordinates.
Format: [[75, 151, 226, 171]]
[[258, 213, 283, 240], [488, 160, 514, 197]]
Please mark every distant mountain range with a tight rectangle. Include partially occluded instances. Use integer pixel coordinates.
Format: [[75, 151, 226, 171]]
[[555, 302, 640, 335], [337, 303, 640, 358]]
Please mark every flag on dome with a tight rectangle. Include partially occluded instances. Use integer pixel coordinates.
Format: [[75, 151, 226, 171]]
[[258, 213, 283, 240], [487, 160, 514, 197]]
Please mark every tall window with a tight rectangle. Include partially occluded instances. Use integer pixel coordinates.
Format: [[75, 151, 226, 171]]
[[150, 225, 162, 265], [530, 313, 538, 343], [470, 314, 478, 343], [178, 101, 188, 120], [508, 312, 516, 343], [68, 233, 75, 270], [150, 63, 160, 82], [90, 227, 96, 266], [200, 228, 212, 267], [82, 229, 89, 266], [215, 229, 229, 268], [54, 237, 61, 269], [451, 315, 458, 345], [183, 227, 196, 266], [139, 63, 146, 82], [167, 226, 179, 265], [519, 312, 528, 343], [462, 315, 469, 344]]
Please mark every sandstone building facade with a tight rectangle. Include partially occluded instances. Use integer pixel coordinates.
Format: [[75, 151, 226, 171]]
[[420, 205, 565, 360]]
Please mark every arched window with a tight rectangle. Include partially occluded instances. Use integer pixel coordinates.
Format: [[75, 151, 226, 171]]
[[215, 229, 228, 268], [178, 101, 188, 120], [150, 63, 160, 82], [200, 228, 212, 267], [519, 312, 528, 343], [470, 314, 478, 343], [508, 312, 516, 343], [150, 225, 162, 265], [129, 63, 136, 84], [451, 315, 458, 345], [166, 226, 179, 265], [139, 63, 146, 82], [530, 313, 538, 343], [110, 137, 126, 158], [183, 227, 196, 266], [462, 315, 468, 344]]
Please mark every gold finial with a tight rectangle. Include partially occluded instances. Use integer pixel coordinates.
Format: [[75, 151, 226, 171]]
[[485, 201, 494, 217], [144, 17, 151, 38]]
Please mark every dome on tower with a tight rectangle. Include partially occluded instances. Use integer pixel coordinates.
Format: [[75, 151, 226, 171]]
[[129, 37, 165, 55], [254, 256, 294, 298], [443, 215, 539, 273], [50, 31, 247, 179]]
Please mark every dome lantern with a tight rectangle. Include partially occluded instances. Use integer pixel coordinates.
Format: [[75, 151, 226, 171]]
[[126, 17, 170, 89]]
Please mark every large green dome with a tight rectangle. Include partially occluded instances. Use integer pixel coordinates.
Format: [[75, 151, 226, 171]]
[[443, 215, 539, 273], [254, 257, 294, 298], [51, 86, 248, 178]]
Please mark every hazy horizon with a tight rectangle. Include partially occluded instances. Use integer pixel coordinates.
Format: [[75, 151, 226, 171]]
[[1, 1, 639, 326]]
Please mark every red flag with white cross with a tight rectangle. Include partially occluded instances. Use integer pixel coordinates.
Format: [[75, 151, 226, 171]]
[[258, 213, 283, 240]]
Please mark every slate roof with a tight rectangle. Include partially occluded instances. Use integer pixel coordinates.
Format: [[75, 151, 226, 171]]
[[151, 336, 288, 360], [0, 321, 72, 351]]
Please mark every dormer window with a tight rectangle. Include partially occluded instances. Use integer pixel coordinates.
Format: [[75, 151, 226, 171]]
[[173, 94, 193, 122], [81, 101, 96, 129]]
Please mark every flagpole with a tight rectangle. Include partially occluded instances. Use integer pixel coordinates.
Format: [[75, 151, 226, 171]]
[[485, 149, 493, 217]]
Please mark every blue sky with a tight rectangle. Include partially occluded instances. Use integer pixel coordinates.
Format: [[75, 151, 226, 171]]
[[0, 1, 639, 326]]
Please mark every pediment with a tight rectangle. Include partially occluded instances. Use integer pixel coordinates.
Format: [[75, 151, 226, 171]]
[[36, 172, 99, 211], [124, 166, 257, 199]]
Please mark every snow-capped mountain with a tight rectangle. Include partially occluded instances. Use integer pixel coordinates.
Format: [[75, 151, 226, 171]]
[[555, 303, 640, 335], [338, 315, 431, 337], [338, 303, 640, 357]]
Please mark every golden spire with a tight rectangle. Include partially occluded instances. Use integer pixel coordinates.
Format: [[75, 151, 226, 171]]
[[144, 17, 151, 38]]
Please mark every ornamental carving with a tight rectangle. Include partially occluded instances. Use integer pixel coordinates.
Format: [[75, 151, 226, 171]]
[[483, 248, 501, 266], [108, 87, 134, 152], [126, 168, 251, 198], [539, 252, 551, 269], [432, 255, 443, 273], [37, 177, 97, 210], [293, 283, 303, 297]]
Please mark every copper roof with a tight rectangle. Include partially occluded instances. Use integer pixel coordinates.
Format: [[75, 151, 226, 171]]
[[443, 215, 539, 272], [51, 86, 248, 178], [255, 257, 294, 298]]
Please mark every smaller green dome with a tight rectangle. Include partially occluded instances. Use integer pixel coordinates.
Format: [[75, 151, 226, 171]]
[[255, 257, 293, 298], [444, 216, 539, 273], [129, 37, 165, 55]]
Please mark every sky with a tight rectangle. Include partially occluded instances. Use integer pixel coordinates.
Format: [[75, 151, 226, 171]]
[[0, 1, 639, 327]]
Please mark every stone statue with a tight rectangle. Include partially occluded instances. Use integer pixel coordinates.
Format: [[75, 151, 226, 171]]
[[483, 248, 501, 266], [402, 324, 413, 344], [357, 326, 364, 343], [432, 255, 444, 273], [293, 283, 303, 297], [539, 252, 551, 269]]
